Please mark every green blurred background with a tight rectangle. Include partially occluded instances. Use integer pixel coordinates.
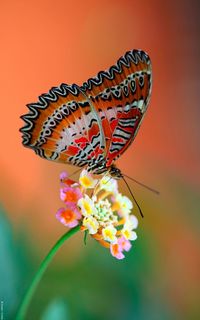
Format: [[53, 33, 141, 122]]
[[0, 0, 200, 319]]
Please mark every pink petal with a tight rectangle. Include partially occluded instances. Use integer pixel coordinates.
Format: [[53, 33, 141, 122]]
[[114, 251, 125, 260], [60, 187, 82, 203], [59, 172, 78, 187], [110, 243, 125, 260], [118, 236, 132, 252], [56, 205, 81, 228], [67, 220, 79, 228], [60, 188, 67, 201], [67, 204, 82, 220], [56, 207, 66, 224], [60, 171, 68, 181], [56, 207, 65, 219], [75, 209, 82, 219]]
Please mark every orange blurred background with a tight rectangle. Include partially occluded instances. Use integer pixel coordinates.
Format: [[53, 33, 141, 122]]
[[1, 0, 200, 318]]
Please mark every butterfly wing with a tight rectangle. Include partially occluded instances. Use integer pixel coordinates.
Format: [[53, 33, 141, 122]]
[[20, 83, 105, 167], [20, 50, 152, 173], [81, 50, 152, 170]]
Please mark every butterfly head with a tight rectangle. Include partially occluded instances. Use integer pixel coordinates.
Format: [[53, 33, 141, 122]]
[[109, 165, 123, 179]]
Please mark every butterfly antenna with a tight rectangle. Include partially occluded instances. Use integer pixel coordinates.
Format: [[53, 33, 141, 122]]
[[122, 177, 144, 218], [123, 174, 160, 195]]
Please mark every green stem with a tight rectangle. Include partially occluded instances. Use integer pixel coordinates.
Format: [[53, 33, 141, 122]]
[[16, 226, 80, 320]]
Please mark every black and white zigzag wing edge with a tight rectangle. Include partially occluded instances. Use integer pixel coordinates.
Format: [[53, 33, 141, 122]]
[[20, 83, 81, 146], [81, 49, 151, 91]]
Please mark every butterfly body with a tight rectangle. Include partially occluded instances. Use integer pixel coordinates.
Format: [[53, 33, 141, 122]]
[[20, 50, 152, 177]]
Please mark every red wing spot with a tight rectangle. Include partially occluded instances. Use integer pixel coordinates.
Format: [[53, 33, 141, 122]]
[[110, 119, 118, 131], [113, 137, 123, 143], [74, 137, 88, 144], [74, 137, 89, 149], [68, 145, 80, 155], [88, 123, 100, 141], [106, 158, 114, 167], [88, 145, 103, 159]]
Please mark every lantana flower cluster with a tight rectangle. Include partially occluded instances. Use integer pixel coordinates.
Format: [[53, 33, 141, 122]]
[[56, 169, 138, 259]]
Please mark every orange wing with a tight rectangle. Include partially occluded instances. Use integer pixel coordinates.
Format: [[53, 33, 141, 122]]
[[81, 50, 152, 170], [20, 84, 105, 167]]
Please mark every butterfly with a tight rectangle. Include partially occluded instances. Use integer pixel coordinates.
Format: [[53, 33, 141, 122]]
[[20, 49, 152, 179]]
